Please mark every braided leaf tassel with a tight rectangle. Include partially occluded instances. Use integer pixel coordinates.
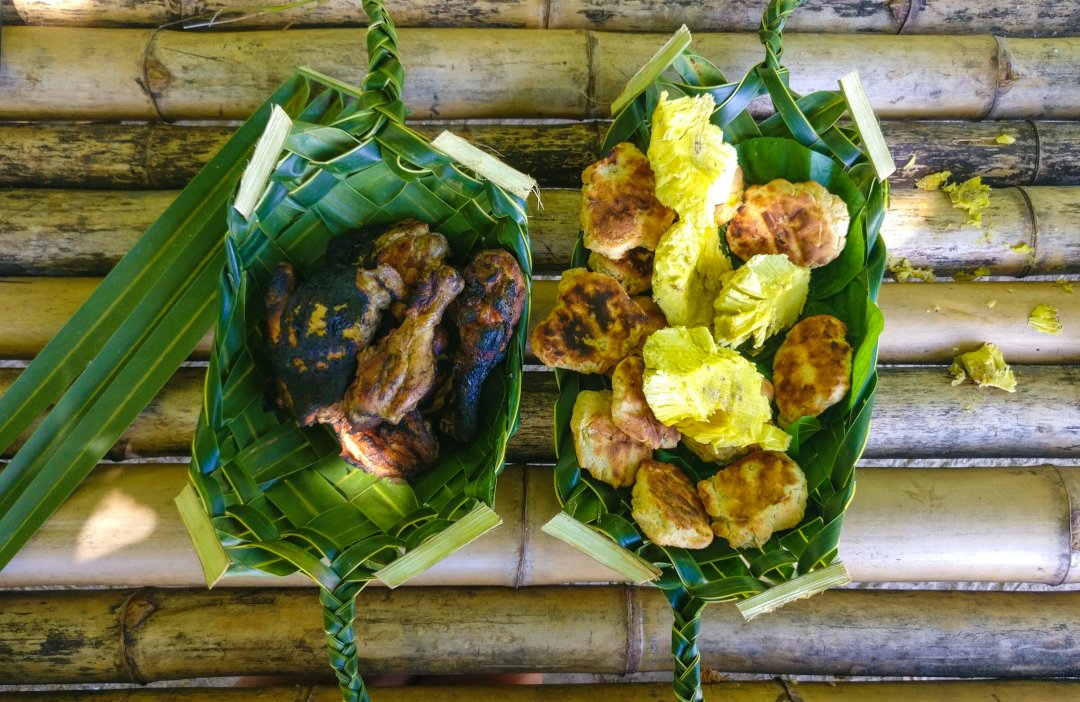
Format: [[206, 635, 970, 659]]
[[320, 583, 370, 702], [759, 0, 805, 68], [670, 591, 709, 702]]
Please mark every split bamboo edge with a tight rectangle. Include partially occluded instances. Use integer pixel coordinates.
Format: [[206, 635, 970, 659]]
[[4, 585, 1080, 682], [3, 27, 1080, 120], [4, 462, 1080, 588]]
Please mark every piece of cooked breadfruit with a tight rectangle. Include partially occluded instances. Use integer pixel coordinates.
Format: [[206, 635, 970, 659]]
[[611, 356, 681, 449], [581, 142, 676, 259], [726, 179, 849, 268], [697, 450, 808, 549], [713, 253, 810, 350], [681, 436, 755, 467], [631, 459, 713, 549], [588, 247, 654, 296], [531, 268, 650, 374], [571, 390, 654, 488], [772, 314, 853, 426], [714, 166, 745, 226]]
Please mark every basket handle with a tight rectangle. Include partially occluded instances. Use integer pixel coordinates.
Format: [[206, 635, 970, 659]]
[[759, 0, 806, 69], [360, 0, 405, 111]]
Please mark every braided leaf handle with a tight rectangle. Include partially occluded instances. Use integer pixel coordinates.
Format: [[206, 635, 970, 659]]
[[670, 594, 709, 702], [361, 0, 406, 118], [321, 583, 370, 702], [759, 0, 805, 69]]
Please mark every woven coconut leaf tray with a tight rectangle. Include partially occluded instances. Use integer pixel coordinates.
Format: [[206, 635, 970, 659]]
[[541, 1, 892, 700]]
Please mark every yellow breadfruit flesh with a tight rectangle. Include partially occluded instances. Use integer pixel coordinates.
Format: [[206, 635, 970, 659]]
[[949, 343, 1017, 393], [886, 254, 936, 283], [713, 254, 810, 350], [652, 217, 731, 328], [648, 92, 740, 220], [642, 327, 788, 451], [1028, 304, 1062, 335], [943, 176, 992, 225]]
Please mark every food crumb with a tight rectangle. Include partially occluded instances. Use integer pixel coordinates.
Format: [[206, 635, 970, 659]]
[[1028, 304, 1063, 335], [1055, 278, 1075, 293], [995, 133, 1017, 145], [943, 176, 992, 225], [916, 170, 951, 191], [953, 265, 991, 282], [950, 342, 1017, 393], [901, 154, 918, 170], [887, 254, 935, 282], [1010, 242, 1033, 255], [986, 298, 998, 309]]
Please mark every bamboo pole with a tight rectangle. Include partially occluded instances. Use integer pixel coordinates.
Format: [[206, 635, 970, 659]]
[[7, 186, 1080, 276], [0, 363, 1077, 461], [6, 0, 1078, 37], [2, 681, 1079, 702], [5, 27, 1080, 121], [4, 462, 1080, 589], [4, 585, 1080, 682], [1, 120, 1075, 191], [0, 279, 1075, 362]]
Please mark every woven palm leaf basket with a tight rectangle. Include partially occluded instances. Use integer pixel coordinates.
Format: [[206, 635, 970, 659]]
[[168, 3, 533, 700], [541, 1, 892, 700]]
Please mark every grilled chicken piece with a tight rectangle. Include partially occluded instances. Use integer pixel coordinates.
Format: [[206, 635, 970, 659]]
[[581, 142, 676, 259], [342, 264, 464, 428], [587, 247, 654, 296], [442, 249, 527, 443], [772, 314, 852, 426], [265, 261, 404, 426], [530, 268, 650, 375], [372, 219, 450, 288], [697, 450, 808, 549], [631, 459, 713, 549], [610, 355, 680, 449], [335, 411, 439, 480], [570, 390, 653, 489]]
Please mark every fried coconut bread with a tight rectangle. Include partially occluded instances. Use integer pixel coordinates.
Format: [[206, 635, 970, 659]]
[[631, 459, 713, 549], [772, 314, 853, 426], [530, 268, 651, 374], [610, 355, 680, 450], [588, 247, 654, 296], [571, 390, 653, 488], [581, 142, 676, 259], [726, 178, 849, 268], [697, 451, 808, 550]]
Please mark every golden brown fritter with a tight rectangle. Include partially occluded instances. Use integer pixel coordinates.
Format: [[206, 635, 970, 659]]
[[681, 436, 755, 467], [442, 249, 527, 442], [530, 268, 650, 374], [334, 411, 439, 480], [611, 356, 680, 449], [631, 295, 667, 354], [343, 264, 464, 428], [772, 314, 852, 426], [696, 451, 808, 549], [265, 261, 404, 426], [581, 142, 677, 259], [571, 390, 653, 488], [587, 247, 654, 296], [631, 459, 713, 549], [695, 449, 807, 546], [726, 179, 849, 268]]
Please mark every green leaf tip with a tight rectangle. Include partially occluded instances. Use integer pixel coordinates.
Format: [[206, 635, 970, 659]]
[[175, 484, 231, 588], [432, 131, 538, 202], [541, 512, 661, 585], [736, 561, 850, 620], [610, 24, 692, 117], [234, 104, 294, 219], [838, 72, 895, 181], [374, 501, 502, 588]]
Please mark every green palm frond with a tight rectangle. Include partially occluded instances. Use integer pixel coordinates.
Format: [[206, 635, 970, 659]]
[[541, 2, 890, 700]]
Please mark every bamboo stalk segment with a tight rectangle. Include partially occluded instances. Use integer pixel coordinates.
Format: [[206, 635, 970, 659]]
[[5, 462, 1080, 589], [2, 279, 1076, 362], [0, 27, 157, 120], [6, 28, 1080, 120], [9, 186, 1080, 275], [4, 585, 1080, 682], [2, 681, 1079, 702], [2, 120, 1078, 191], [899, 0, 1080, 36]]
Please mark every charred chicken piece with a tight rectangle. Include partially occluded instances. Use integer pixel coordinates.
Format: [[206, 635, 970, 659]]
[[335, 411, 440, 480], [265, 261, 404, 426], [342, 264, 465, 428], [372, 219, 450, 288], [441, 249, 527, 443]]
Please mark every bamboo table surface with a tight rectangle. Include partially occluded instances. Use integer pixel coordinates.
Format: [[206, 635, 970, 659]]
[[2, 1, 1080, 699]]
